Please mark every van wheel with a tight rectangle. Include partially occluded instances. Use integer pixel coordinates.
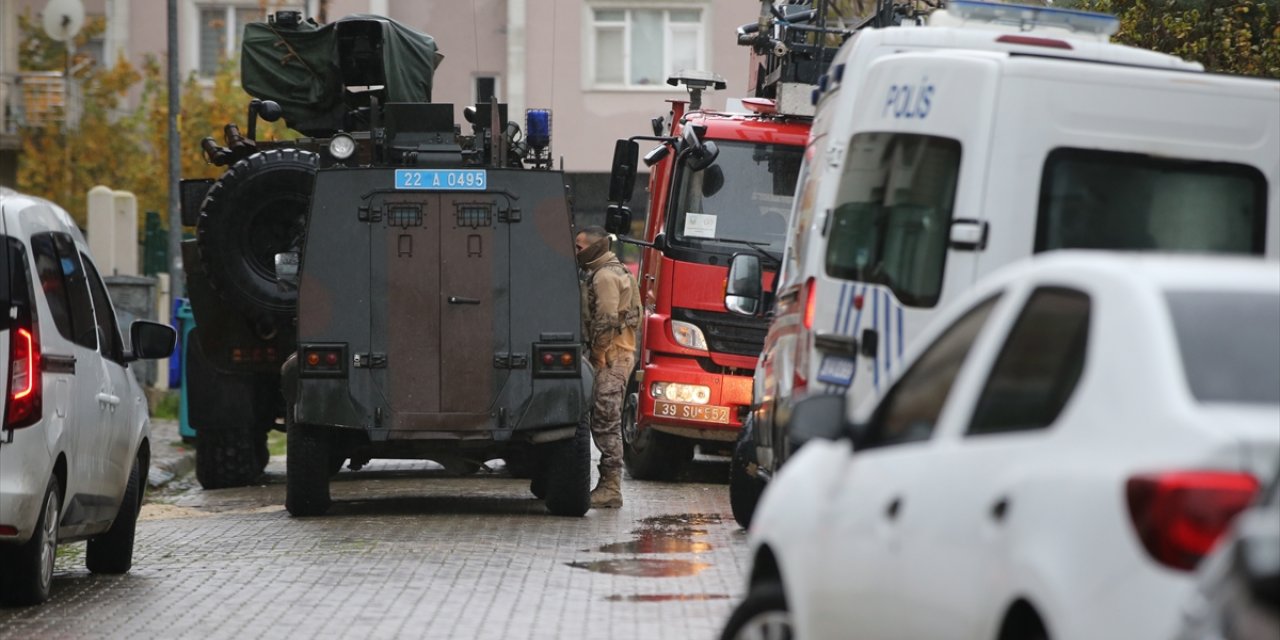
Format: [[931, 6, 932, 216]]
[[622, 392, 691, 481], [730, 419, 766, 530], [542, 420, 590, 517], [286, 422, 332, 517], [86, 456, 142, 574], [0, 476, 60, 606], [195, 427, 261, 489], [196, 148, 318, 318]]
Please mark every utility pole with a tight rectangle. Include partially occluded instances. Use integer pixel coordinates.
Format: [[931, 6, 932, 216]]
[[167, 0, 182, 296]]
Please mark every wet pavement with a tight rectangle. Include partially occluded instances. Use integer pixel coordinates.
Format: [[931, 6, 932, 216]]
[[0, 455, 748, 640]]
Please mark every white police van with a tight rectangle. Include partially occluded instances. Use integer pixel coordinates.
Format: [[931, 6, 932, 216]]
[[725, 1, 1280, 528]]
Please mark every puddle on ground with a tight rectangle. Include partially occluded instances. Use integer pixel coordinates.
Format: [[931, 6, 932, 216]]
[[637, 513, 722, 528], [567, 559, 711, 578], [592, 538, 712, 554], [605, 594, 730, 603]]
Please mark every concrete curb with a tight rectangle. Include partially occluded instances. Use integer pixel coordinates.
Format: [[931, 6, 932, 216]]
[[147, 418, 195, 489]]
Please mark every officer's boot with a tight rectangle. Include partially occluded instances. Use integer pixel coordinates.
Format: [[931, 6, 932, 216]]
[[590, 467, 623, 509]]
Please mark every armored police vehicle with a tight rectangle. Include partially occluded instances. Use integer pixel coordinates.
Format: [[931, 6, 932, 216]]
[[181, 12, 591, 517]]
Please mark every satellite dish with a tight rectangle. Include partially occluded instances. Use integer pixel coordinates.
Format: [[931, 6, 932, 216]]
[[42, 0, 86, 43]]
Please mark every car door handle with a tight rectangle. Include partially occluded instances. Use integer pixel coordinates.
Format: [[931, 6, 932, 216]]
[[885, 496, 902, 520], [97, 392, 121, 406], [990, 497, 1010, 523], [448, 296, 481, 305]]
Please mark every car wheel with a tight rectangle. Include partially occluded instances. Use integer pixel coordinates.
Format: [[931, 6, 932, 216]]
[[541, 419, 590, 517], [0, 476, 61, 606], [286, 421, 332, 517], [86, 456, 143, 574], [195, 427, 262, 489], [730, 420, 766, 530], [622, 391, 692, 481], [720, 581, 793, 640]]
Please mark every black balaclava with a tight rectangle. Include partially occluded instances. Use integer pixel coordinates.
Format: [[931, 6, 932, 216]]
[[576, 236, 609, 268]]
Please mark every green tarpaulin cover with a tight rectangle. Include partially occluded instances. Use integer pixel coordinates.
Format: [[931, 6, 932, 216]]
[[241, 14, 443, 136]]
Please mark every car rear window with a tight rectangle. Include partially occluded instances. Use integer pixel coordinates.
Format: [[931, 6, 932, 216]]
[[1165, 290, 1280, 404]]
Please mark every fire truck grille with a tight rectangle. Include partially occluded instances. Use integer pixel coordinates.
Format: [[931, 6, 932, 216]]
[[672, 308, 769, 357]]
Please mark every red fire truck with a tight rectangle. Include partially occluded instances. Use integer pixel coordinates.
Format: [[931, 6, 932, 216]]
[[603, 2, 846, 479]]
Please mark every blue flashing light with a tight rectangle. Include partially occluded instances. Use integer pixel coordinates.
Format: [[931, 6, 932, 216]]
[[947, 0, 1120, 36], [526, 109, 552, 151], [811, 88, 820, 106], [833, 63, 846, 83]]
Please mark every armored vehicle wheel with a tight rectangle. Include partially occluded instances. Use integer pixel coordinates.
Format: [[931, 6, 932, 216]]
[[329, 454, 347, 477], [254, 428, 270, 474], [530, 474, 548, 500], [87, 455, 142, 574], [286, 421, 332, 517], [541, 421, 591, 517], [622, 391, 692, 481], [196, 427, 262, 489], [197, 148, 318, 318], [729, 419, 766, 530]]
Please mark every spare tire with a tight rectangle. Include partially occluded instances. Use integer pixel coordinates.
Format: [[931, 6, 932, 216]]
[[197, 148, 318, 317]]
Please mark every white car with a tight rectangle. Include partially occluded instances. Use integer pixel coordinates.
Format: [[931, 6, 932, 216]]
[[722, 252, 1280, 640], [0, 188, 176, 606]]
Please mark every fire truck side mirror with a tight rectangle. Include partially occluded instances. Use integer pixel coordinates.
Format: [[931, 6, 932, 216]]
[[608, 139, 640, 204], [604, 205, 633, 236], [725, 253, 763, 317]]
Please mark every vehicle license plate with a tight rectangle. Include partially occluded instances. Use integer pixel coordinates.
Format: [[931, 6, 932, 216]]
[[654, 401, 731, 424], [394, 169, 487, 190], [817, 355, 856, 386]]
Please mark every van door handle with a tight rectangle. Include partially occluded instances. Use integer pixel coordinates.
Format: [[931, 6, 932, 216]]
[[97, 393, 121, 406], [448, 296, 481, 305], [991, 497, 1009, 522], [885, 496, 902, 520]]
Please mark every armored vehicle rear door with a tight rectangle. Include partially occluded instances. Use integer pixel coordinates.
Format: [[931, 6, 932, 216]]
[[367, 186, 511, 431]]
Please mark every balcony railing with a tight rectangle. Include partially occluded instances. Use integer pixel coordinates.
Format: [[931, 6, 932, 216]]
[[2, 72, 70, 133]]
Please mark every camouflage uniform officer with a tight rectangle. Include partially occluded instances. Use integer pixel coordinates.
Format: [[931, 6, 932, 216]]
[[575, 227, 641, 508]]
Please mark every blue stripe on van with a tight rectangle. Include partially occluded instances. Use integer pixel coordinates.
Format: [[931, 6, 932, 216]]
[[849, 284, 866, 388], [897, 305, 904, 360], [825, 283, 850, 394], [883, 290, 892, 376], [871, 289, 880, 391]]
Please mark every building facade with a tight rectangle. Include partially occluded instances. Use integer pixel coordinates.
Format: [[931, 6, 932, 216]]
[[4, 0, 761, 221]]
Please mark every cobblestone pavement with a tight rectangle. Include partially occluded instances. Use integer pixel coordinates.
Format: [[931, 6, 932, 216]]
[[0, 456, 748, 640]]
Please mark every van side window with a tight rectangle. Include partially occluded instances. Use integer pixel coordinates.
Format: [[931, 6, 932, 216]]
[[82, 254, 125, 362], [30, 233, 97, 350], [863, 294, 1000, 449], [1036, 149, 1267, 255], [4, 238, 34, 330], [968, 287, 1090, 436], [825, 133, 962, 307]]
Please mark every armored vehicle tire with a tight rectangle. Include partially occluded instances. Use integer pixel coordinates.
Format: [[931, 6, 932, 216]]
[[286, 421, 332, 517], [196, 427, 263, 489], [197, 148, 318, 317], [0, 476, 59, 606], [329, 454, 347, 476], [86, 455, 142, 574], [622, 391, 693, 481], [541, 421, 591, 517], [530, 474, 548, 500], [729, 422, 766, 530]]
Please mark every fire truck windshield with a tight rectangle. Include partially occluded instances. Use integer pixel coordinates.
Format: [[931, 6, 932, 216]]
[[669, 141, 803, 259]]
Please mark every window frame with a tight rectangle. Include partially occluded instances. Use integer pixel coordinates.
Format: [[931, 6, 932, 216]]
[[585, 4, 709, 91], [30, 232, 97, 351], [195, 2, 303, 78]]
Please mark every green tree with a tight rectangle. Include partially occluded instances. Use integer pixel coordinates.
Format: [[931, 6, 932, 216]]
[[1068, 0, 1279, 77], [15, 12, 294, 229]]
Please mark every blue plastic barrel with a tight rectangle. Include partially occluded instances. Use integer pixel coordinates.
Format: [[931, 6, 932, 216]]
[[176, 299, 197, 439]]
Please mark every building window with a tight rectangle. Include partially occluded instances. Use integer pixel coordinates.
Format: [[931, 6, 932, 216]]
[[198, 4, 298, 76], [475, 76, 498, 104], [588, 6, 706, 89]]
